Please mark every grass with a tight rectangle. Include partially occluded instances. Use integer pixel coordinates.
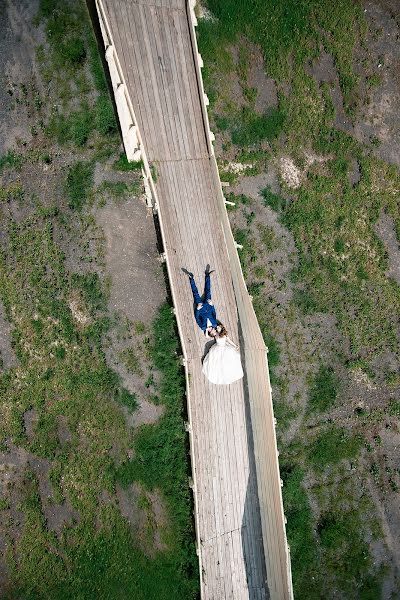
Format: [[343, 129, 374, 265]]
[[95, 94, 117, 136], [98, 180, 143, 200], [120, 347, 143, 377], [66, 160, 94, 210], [36, 0, 117, 149], [281, 157, 400, 357], [281, 463, 322, 597], [231, 106, 285, 146], [0, 150, 24, 173], [260, 186, 286, 212], [113, 153, 144, 172], [309, 426, 363, 470], [116, 304, 199, 595], [308, 365, 339, 413]]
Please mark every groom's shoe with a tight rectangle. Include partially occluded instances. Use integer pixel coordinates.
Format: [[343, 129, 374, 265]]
[[205, 264, 215, 275], [182, 268, 194, 278]]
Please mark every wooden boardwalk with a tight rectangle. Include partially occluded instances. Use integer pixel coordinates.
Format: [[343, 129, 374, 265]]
[[96, 1, 292, 598]]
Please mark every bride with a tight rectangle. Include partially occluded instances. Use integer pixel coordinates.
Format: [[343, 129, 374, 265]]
[[202, 325, 244, 385]]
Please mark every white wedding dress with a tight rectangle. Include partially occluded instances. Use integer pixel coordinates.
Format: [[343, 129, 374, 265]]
[[202, 335, 244, 385]]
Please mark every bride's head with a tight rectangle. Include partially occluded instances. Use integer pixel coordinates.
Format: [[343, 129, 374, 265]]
[[216, 324, 227, 337]]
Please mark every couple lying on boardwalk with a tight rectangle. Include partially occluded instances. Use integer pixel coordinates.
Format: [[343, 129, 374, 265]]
[[185, 265, 244, 385]]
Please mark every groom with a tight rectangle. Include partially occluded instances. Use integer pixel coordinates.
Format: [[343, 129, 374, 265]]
[[185, 265, 217, 337]]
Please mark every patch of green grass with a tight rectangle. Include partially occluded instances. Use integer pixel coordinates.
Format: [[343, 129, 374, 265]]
[[100, 181, 129, 197], [113, 153, 144, 172], [115, 388, 138, 412], [150, 164, 158, 183], [98, 180, 142, 200], [66, 161, 94, 210], [387, 399, 400, 417], [60, 35, 86, 66], [260, 186, 286, 212], [0, 150, 24, 173], [95, 94, 117, 135], [247, 281, 264, 298], [281, 158, 400, 356], [231, 106, 285, 147], [308, 365, 339, 413], [47, 104, 95, 147], [199, 0, 365, 119], [281, 464, 322, 598], [309, 426, 363, 470], [317, 509, 384, 597], [232, 227, 258, 278], [257, 223, 280, 252]]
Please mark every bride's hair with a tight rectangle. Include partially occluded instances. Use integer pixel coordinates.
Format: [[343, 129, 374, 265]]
[[217, 324, 227, 337]]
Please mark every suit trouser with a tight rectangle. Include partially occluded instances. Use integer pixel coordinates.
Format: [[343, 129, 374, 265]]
[[190, 273, 211, 305]]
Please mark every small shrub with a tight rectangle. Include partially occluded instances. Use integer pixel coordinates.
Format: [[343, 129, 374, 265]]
[[116, 388, 138, 412], [334, 238, 345, 253], [248, 281, 264, 298], [260, 186, 286, 212]]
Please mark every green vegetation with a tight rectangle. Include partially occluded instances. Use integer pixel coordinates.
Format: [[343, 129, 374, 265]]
[[260, 186, 286, 212], [308, 365, 338, 413], [0, 150, 24, 173], [120, 347, 144, 376], [66, 160, 94, 210], [281, 156, 400, 357], [113, 153, 144, 172], [98, 179, 143, 200], [231, 106, 285, 146], [309, 426, 362, 470], [281, 464, 321, 595], [36, 0, 117, 148]]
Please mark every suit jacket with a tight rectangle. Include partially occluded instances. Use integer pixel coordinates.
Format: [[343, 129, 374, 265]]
[[195, 302, 217, 331]]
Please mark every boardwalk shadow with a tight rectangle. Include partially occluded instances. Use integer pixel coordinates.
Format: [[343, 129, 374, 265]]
[[238, 318, 269, 598]]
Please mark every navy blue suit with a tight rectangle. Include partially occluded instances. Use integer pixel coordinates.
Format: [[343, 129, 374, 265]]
[[190, 273, 218, 332]]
